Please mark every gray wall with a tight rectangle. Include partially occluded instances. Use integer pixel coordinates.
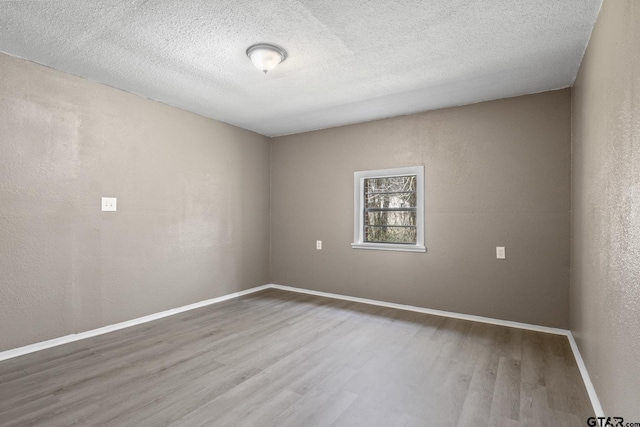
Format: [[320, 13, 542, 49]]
[[0, 53, 271, 352], [571, 0, 640, 419], [271, 90, 572, 328]]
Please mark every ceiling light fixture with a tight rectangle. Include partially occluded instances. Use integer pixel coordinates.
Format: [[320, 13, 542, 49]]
[[246, 43, 287, 74]]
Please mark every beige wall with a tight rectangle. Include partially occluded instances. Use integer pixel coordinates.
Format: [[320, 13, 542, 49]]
[[571, 0, 640, 419], [271, 90, 572, 328], [0, 53, 271, 352]]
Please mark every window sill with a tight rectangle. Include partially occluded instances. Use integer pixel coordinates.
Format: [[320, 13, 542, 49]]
[[351, 243, 426, 253]]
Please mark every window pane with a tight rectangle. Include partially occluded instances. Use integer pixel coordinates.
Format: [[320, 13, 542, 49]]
[[365, 192, 416, 209], [365, 226, 417, 244], [365, 175, 416, 193], [353, 166, 424, 250], [366, 211, 416, 227]]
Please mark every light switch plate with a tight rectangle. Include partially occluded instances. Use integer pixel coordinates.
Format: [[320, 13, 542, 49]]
[[102, 197, 117, 212], [496, 246, 506, 259], [316, 240, 322, 250]]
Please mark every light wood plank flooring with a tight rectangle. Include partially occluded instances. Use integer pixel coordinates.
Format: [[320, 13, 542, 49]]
[[0, 288, 594, 426]]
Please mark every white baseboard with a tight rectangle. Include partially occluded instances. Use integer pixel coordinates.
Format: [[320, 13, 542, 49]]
[[269, 283, 604, 418], [567, 332, 605, 418], [0, 282, 604, 419], [270, 284, 569, 335], [0, 284, 270, 362]]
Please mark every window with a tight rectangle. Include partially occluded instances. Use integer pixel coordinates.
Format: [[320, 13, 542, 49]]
[[352, 166, 425, 252]]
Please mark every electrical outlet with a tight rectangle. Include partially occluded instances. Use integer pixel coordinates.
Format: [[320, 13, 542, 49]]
[[316, 240, 322, 250], [496, 246, 506, 259], [102, 197, 117, 212]]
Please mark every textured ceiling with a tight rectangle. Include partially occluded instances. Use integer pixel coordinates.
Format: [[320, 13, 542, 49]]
[[0, 0, 602, 137]]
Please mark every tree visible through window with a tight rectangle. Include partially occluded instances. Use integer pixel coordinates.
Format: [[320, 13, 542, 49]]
[[364, 175, 417, 244], [352, 166, 425, 252]]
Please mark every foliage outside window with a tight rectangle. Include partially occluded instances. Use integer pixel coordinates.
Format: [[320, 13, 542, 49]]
[[364, 175, 417, 243], [352, 166, 425, 252]]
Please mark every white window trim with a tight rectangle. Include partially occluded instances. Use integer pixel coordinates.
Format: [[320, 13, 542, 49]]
[[352, 166, 426, 253]]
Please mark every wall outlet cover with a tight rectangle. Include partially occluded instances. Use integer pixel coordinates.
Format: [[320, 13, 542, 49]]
[[102, 197, 117, 212]]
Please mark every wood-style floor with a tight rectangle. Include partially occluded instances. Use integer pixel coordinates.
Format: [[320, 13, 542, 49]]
[[0, 288, 593, 426]]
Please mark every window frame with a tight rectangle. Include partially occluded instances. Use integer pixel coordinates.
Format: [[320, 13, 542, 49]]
[[352, 166, 426, 252]]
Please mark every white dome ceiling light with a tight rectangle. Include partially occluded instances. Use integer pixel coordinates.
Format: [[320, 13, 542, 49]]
[[246, 43, 287, 74]]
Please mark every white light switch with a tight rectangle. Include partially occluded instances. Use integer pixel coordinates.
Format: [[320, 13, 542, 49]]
[[316, 240, 322, 250], [496, 246, 506, 259], [102, 197, 117, 212]]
